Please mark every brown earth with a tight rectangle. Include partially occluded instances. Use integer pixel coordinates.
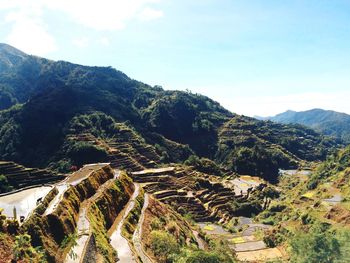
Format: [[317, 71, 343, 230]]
[[325, 205, 350, 224]]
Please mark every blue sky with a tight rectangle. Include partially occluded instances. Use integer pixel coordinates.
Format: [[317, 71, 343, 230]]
[[1, 0, 350, 116]]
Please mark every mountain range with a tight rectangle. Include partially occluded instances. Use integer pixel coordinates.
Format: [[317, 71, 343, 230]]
[[0, 43, 341, 182], [1, 43, 350, 262], [257, 109, 350, 143]]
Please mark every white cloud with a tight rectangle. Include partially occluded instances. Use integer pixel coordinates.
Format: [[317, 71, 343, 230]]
[[47, 0, 163, 30], [72, 37, 89, 48], [138, 7, 164, 21], [5, 8, 57, 56], [98, 37, 110, 46], [1, 0, 164, 55]]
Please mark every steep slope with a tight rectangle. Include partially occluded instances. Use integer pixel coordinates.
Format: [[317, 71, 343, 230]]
[[253, 146, 350, 262], [263, 109, 350, 143], [140, 90, 233, 157], [0, 161, 64, 193], [215, 115, 339, 181], [0, 44, 340, 179]]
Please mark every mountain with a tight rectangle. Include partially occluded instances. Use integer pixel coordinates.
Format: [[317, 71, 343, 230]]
[[0, 44, 341, 182], [262, 109, 350, 143], [1, 44, 349, 263]]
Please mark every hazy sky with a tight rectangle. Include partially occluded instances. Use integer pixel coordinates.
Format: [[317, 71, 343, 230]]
[[1, 0, 350, 116]]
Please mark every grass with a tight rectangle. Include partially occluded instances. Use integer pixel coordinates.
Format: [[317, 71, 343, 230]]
[[230, 237, 245, 244], [203, 225, 215, 231], [301, 191, 315, 199], [122, 188, 145, 240]]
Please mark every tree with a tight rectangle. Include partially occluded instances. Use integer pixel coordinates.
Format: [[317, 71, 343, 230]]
[[0, 175, 12, 193], [13, 234, 46, 262], [176, 249, 234, 263], [149, 230, 180, 262], [290, 224, 341, 263]]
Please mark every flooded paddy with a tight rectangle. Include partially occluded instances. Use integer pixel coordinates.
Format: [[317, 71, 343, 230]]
[[197, 218, 283, 262], [109, 183, 140, 262], [0, 186, 53, 221]]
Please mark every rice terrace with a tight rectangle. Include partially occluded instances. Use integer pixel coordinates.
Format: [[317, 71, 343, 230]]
[[1, 1, 350, 262]]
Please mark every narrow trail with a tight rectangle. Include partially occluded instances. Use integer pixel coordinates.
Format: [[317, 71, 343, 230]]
[[109, 183, 140, 263], [192, 230, 206, 250], [132, 193, 152, 263]]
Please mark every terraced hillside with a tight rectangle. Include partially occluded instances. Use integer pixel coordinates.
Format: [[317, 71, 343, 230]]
[[0, 44, 348, 262], [215, 115, 340, 181], [0, 161, 64, 193], [64, 117, 161, 172], [131, 166, 274, 224], [0, 163, 232, 262]]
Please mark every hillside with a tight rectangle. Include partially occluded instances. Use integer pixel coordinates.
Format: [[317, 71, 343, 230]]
[[0, 44, 348, 262], [215, 115, 337, 181], [0, 44, 340, 181], [253, 146, 350, 262], [260, 109, 350, 143]]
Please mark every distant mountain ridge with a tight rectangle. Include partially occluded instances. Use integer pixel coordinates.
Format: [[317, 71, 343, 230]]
[[259, 109, 350, 143]]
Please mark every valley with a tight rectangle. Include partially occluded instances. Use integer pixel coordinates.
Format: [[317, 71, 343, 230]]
[[0, 44, 349, 262]]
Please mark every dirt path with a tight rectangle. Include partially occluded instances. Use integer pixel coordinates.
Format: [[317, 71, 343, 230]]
[[109, 183, 140, 262], [192, 230, 206, 250], [132, 193, 153, 263]]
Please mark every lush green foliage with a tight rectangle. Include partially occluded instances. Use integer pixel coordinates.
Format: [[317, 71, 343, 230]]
[[216, 116, 338, 181], [175, 248, 235, 263], [0, 44, 339, 177], [308, 145, 350, 189], [141, 91, 232, 157], [266, 109, 350, 143], [289, 224, 350, 263], [149, 230, 180, 261], [13, 234, 46, 262], [66, 141, 108, 166], [0, 174, 13, 193], [184, 155, 222, 176]]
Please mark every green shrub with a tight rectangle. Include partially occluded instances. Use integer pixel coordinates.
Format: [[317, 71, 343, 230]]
[[67, 141, 108, 166], [176, 249, 233, 263], [289, 224, 348, 263], [0, 175, 13, 193], [149, 230, 180, 261], [184, 155, 222, 176], [13, 234, 46, 262]]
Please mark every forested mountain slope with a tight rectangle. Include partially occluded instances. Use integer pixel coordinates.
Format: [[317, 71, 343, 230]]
[[261, 109, 350, 143], [0, 44, 341, 180]]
